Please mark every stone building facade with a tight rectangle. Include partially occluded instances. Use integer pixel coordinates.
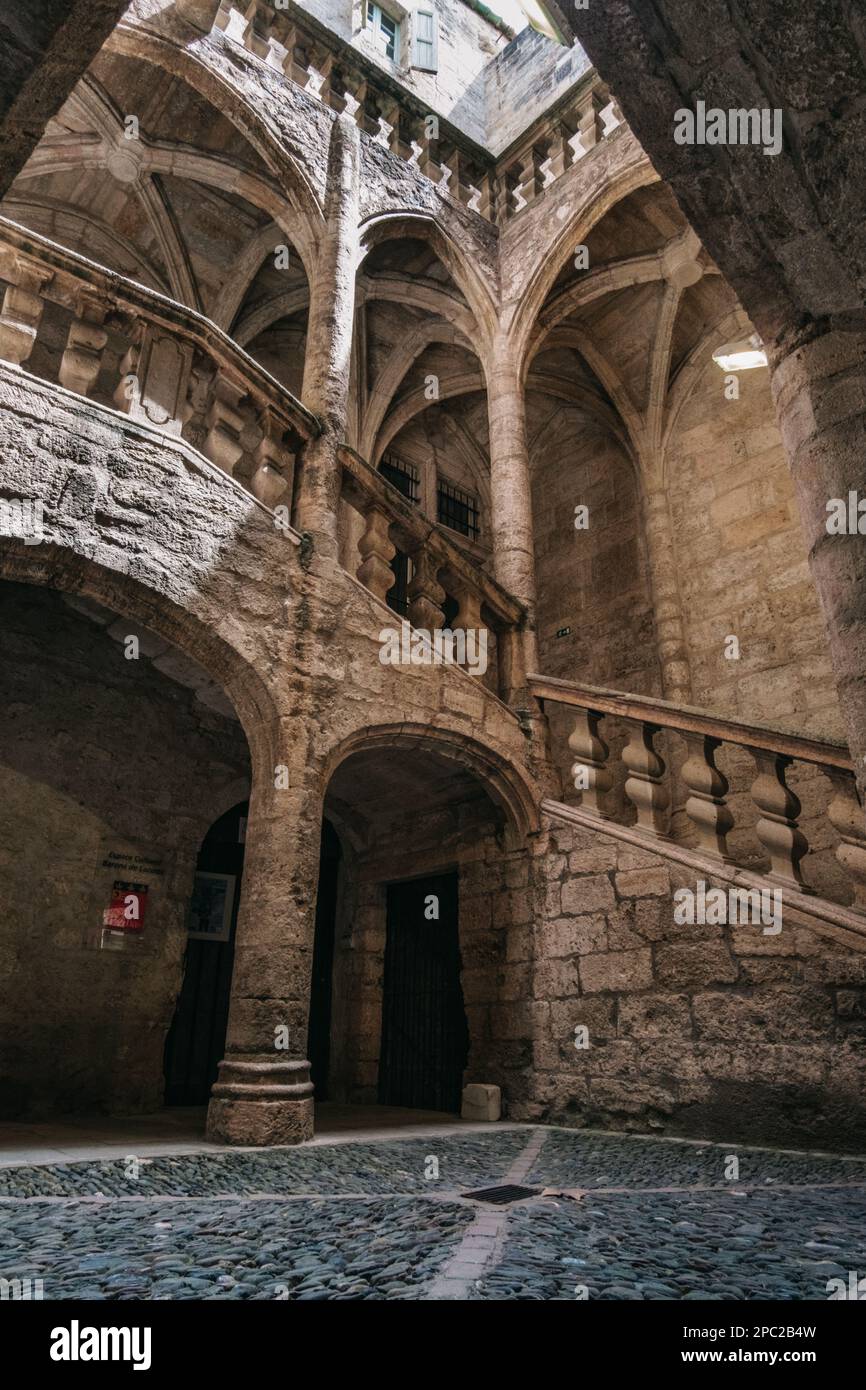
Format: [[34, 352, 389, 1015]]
[[1, 0, 865, 1151]]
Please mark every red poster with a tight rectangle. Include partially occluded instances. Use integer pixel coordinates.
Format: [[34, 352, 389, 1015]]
[[103, 880, 149, 933]]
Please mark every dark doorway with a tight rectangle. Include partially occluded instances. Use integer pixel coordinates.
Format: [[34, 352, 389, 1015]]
[[163, 801, 247, 1106], [307, 819, 342, 1099], [378, 871, 469, 1113]]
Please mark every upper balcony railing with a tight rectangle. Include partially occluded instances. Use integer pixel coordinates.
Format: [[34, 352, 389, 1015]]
[[0, 216, 316, 509], [0, 216, 528, 700], [341, 445, 529, 704], [184, 2, 626, 226], [530, 673, 866, 921]]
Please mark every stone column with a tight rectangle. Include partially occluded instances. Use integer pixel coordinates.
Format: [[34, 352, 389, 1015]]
[[207, 731, 322, 1146], [770, 328, 866, 803], [643, 486, 691, 702], [295, 114, 361, 556], [485, 335, 539, 678]]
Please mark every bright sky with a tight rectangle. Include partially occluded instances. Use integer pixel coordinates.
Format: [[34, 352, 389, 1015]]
[[493, 0, 531, 31]]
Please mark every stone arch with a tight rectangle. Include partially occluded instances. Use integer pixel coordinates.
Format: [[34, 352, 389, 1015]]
[[105, 23, 325, 261], [358, 211, 497, 347], [322, 721, 541, 845], [508, 153, 658, 372], [0, 538, 279, 747]]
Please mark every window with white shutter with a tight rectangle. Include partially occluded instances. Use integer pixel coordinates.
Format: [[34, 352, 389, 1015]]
[[412, 8, 438, 72]]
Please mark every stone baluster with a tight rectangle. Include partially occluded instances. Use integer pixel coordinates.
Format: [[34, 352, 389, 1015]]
[[569, 91, 603, 161], [374, 99, 399, 151], [827, 768, 866, 912], [356, 503, 396, 603], [216, 1, 248, 42], [412, 132, 444, 187], [623, 720, 669, 835], [748, 749, 810, 891], [305, 48, 335, 102], [568, 708, 612, 817], [203, 370, 246, 475], [467, 171, 494, 222], [599, 95, 624, 138], [250, 408, 295, 509], [512, 148, 541, 212], [337, 71, 367, 123], [281, 25, 312, 86], [407, 547, 445, 631], [681, 732, 734, 859], [0, 258, 51, 366], [540, 123, 570, 187], [59, 294, 108, 397], [243, 1, 274, 57]]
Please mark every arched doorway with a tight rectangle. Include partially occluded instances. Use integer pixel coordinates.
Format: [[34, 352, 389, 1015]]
[[163, 801, 248, 1107], [315, 727, 537, 1119]]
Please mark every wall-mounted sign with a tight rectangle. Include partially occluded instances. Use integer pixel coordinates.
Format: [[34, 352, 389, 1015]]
[[187, 872, 235, 942], [87, 840, 167, 952]]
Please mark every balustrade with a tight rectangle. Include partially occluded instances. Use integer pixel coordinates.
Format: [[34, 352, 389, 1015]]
[[530, 673, 865, 913], [196, 3, 624, 226], [340, 446, 526, 700], [0, 216, 316, 518]]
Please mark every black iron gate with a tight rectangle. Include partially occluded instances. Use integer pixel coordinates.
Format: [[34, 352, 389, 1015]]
[[163, 802, 246, 1107], [378, 871, 469, 1113]]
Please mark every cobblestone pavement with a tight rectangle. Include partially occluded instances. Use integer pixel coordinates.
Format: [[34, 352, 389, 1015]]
[[2, 1127, 865, 1300]]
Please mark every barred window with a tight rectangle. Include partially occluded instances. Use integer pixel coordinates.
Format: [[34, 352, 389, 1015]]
[[378, 452, 420, 503], [437, 476, 479, 540]]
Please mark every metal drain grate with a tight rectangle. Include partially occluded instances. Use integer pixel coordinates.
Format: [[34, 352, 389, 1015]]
[[464, 1184, 541, 1205]]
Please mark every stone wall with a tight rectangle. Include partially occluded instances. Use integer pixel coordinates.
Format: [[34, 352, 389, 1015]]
[[0, 583, 250, 1119], [529, 400, 659, 801], [521, 814, 866, 1151], [479, 25, 592, 155], [296, 0, 509, 147]]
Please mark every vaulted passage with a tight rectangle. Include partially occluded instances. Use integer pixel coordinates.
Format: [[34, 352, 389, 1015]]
[[0, 581, 250, 1120]]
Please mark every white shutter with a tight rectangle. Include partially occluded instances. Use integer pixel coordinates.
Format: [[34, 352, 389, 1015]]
[[412, 8, 438, 72]]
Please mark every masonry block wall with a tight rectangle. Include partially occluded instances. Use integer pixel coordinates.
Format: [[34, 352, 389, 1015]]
[[521, 816, 866, 1151]]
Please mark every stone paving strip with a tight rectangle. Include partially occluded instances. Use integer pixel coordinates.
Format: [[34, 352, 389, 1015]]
[[2, 1127, 865, 1300], [426, 1127, 549, 1299]]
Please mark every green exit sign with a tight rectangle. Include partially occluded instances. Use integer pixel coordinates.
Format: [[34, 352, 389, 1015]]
[[556, 627, 572, 638]]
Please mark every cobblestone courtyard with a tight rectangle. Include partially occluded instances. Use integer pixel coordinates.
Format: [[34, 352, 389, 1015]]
[[2, 1127, 866, 1301]]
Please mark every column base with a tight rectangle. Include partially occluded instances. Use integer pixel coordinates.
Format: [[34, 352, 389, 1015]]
[[206, 1056, 315, 1147]]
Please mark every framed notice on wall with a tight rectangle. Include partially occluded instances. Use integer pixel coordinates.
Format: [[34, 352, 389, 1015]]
[[187, 872, 236, 942], [86, 838, 168, 952]]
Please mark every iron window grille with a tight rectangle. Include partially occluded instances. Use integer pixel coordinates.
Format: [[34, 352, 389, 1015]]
[[437, 476, 479, 540], [379, 451, 420, 503]]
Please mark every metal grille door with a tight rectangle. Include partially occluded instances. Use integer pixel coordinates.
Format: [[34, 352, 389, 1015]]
[[378, 872, 469, 1113]]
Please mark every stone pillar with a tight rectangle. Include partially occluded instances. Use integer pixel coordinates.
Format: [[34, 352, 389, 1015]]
[[485, 336, 539, 678], [643, 486, 691, 701], [207, 734, 321, 1146], [295, 114, 360, 554], [770, 328, 866, 803]]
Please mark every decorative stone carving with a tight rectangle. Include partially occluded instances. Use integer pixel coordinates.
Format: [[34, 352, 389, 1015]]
[[114, 324, 193, 436]]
